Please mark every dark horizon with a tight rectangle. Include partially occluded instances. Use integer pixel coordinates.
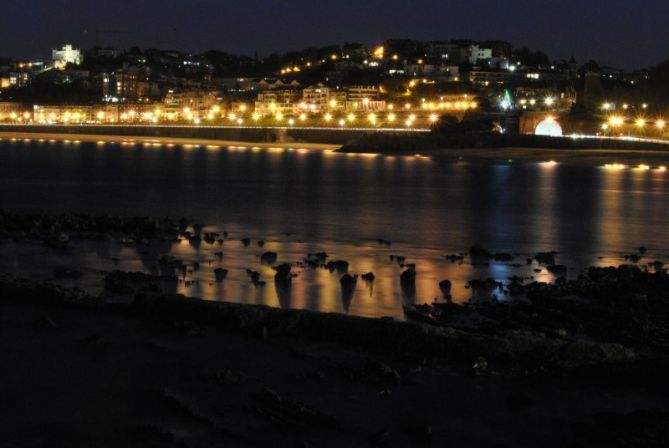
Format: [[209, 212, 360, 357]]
[[2, 0, 668, 70]]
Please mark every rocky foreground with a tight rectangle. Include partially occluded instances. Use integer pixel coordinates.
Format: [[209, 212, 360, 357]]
[[2, 270, 669, 447], [2, 210, 669, 446]]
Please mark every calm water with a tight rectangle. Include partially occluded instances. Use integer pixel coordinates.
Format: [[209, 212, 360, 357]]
[[1, 137, 669, 319]]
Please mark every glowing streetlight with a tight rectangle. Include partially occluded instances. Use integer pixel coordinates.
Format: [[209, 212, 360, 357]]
[[609, 116, 624, 127], [347, 113, 355, 123], [324, 113, 333, 122], [429, 114, 439, 123], [635, 118, 646, 128], [544, 97, 555, 107], [657, 119, 666, 130], [387, 113, 396, 123]]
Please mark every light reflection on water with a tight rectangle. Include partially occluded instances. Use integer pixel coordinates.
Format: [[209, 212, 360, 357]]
[[1, 139, 669, 319]]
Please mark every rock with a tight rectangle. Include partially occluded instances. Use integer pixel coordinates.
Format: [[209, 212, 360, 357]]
[[307, 252, 329, 263], [241, 238, 251, 247], [390, 255, 406, 264], [340, 274, 357, 289], [546, 265, 567, 277], [260, 251, 278, 265], [535, 251, 557, 265], [438, 279, 452, 297], [494, 252, 514, 262], [274, 264, 293, 282], [470, 245, 492, 259], [326, 260, 349, 273], [214, 268, 228, 282], [361, 272, 376, 282], [472, 356, 488, 376], [445, 253, 465, 263]]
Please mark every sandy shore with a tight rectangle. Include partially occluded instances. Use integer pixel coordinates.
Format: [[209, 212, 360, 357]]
[[0, 131, 341, 151], [4, 130, 669, 165]]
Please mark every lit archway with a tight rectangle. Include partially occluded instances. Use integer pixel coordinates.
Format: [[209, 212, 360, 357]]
[[535, 117, 563, 137]]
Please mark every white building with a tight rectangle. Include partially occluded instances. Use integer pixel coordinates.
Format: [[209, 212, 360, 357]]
[[52, 45, 83, 69]]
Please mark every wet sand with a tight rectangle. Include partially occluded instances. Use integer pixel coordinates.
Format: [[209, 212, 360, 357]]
[[0, 131, 341, 151], [2, 283, 668, 448]]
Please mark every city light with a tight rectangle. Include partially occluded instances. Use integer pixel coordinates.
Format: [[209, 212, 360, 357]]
[[635, 118, 646, 128], [657, 119, 666, 129], [609, 116, 625, 127]]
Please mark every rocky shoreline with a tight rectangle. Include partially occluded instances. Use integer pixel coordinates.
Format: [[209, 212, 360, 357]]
[[3, 210, 669, 446], [0, 209, 667, 370]]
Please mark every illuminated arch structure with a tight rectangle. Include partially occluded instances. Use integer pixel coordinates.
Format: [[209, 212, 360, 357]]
[[535, 117, 563, 137]]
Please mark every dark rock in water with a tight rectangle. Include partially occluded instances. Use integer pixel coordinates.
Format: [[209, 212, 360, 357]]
[[547, 265, 567, 277], [445, 254, 465, 263], [535, 251, 557, 265], [257, 240, 265, 247], [361, 272, 376, 282], [307, 252, 329, 263], [241, 238, 251, 247], [470, 245, 492, 259], [340, 274, 357, 312], [390, 255, 406, 264], [638, 246, 648, 254], [274, 264, 293, 281], [246, 269, 262, 284], [214, 268, 228, 282], [260, 251, 278, 265], [54, 268, 83, 280], [340, 273, 357, 289], [439, 280, 452, 296], [652, 260, 665, 271], [494, 252, 514, 262], [401, 268, 416, 284], [327, 260, 349, 273], [377, 239, 392, 246], [624, 253, 642, 263], [400, 269, 417, 300]]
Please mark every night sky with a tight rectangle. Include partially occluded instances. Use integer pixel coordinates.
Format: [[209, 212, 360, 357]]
[[2, 0, 667, 69]]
